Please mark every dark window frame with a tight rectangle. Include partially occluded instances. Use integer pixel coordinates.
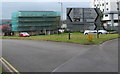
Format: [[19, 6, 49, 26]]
[[106, 2, 108, 5], [105, 14, 108, 17]]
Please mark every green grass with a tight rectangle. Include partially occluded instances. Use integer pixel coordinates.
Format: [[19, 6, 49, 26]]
[[1, 33, 119, 45], [2, 68, 6, 72], [0, 67, 6, 73], [0, 67, 1, 73]]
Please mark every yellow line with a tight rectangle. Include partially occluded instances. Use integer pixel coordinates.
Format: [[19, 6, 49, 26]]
[[1, 57, 20, 74], [0, 59, 13, 73]]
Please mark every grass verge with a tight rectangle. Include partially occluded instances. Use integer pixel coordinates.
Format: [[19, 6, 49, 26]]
[[2, 68, 6, 72], [0, 67, 6, 73], [1, 33, 119, 45]]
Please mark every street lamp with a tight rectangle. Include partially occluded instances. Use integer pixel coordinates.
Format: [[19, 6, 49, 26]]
[[58, 2, 63, 26]]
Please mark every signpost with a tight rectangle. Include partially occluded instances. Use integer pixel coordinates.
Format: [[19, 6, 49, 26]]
[[68, 31, 71, 40], [67, 8, 102, 31], [67, 8, 103, 38]]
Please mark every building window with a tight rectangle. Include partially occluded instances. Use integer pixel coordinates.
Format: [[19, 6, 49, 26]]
[[106, 2, 108, 5], [105, 14, 108, 17], [102, 3, 104, 6], [103, 9, 104, 12], [107, 8, 109, 10], [97, 4, 99, 6]]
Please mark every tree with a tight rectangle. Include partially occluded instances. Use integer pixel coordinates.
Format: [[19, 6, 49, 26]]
[[0, 24, 11, 32]]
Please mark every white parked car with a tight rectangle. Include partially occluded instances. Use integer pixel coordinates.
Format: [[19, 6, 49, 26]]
[[58, 29, 65, 33], [84, 30, 108, 35]]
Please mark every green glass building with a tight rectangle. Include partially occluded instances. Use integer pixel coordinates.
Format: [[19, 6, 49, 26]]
[[12, 11, 60, 35]]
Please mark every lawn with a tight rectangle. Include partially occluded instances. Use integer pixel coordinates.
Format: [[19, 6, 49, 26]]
[[2, 68, 6, 72], [0, 67, 1, 74], [0, 67, 6, 73], [1, 33, 119, 45]]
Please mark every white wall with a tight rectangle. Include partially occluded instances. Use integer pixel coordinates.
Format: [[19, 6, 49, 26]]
[[90, 0, 119, 30], [91, 0, 120, 20]]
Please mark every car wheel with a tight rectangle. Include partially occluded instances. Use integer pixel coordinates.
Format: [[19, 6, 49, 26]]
[[98, 32, 102, 34], [85, 33, 88, 35]]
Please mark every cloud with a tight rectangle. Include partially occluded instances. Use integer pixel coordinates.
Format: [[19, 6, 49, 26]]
[[2, 0, 90, 2], [2, 2, 90, 19]]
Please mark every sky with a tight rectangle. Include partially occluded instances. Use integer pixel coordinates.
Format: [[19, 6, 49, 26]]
[[1, 0, 91, 20], [2, 0, 91, 2]]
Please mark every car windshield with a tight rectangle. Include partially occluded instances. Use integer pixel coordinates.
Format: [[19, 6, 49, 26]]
[[24, 33, 29, 35], [20, 33, 29, 35]]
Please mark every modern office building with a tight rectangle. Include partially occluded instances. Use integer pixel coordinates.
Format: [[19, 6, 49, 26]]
[[12, 11, 60, 35], [90, 0, 120, 30]]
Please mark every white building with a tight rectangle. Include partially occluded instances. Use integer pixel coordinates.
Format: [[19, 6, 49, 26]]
[[90, 0, 120, 30]]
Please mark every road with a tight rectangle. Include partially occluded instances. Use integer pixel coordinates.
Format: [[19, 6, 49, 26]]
[[53, 39, 118, 72], [2, 39, 118, 72]]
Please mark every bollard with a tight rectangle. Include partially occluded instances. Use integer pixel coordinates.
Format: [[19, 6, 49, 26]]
[[88, 32, 92, 41]]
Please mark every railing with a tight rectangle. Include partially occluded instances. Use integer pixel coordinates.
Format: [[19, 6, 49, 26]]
[[18, 15, 60, 18], [12, 26, 58, 31], [18, 20, 57, 22]]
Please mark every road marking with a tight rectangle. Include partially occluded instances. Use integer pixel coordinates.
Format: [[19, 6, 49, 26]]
[[0, 59, 13, 73], [1, 57, 20, 74]]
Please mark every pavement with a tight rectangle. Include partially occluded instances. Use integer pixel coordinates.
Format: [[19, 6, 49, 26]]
[[2, 39, 118, 72]]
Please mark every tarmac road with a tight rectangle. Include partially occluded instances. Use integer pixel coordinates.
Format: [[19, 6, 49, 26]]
[[2, 39, 118, 72], [53, 39, 118, 72]]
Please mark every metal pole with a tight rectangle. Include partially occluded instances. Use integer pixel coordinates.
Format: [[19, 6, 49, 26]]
[[58, 2, 63, 35], [83, 8, 85, 31], [97, 30, 99, 38], [110, 13, 114, 30], [117, 1, 120, 33], [68, 31, 71, 40], [58, 2, 63, 26], [61, 3, 63, 24]]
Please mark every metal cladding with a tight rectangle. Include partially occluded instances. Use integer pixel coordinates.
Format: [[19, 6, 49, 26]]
[[67, 8, 104, 31], [12, 11, 60, 32]]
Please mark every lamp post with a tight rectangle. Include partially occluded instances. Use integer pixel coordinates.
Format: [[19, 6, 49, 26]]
[[58, 2, 63, 27]]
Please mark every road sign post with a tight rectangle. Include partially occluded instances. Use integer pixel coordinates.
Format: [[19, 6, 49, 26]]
[[68, 31, 71, 40], [67, 8, 103, 31], [97, 30, 99, 38]]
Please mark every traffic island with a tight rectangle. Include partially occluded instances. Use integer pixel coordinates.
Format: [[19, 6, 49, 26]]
[[1, 33, 119, 45]]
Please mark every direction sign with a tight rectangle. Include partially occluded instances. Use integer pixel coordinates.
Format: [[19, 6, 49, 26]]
[[67, 8, 104, 31]]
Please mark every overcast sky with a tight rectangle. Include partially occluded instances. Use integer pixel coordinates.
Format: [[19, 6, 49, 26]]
[[2, 0, 91, 2], [1, 0, 91, 20]]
